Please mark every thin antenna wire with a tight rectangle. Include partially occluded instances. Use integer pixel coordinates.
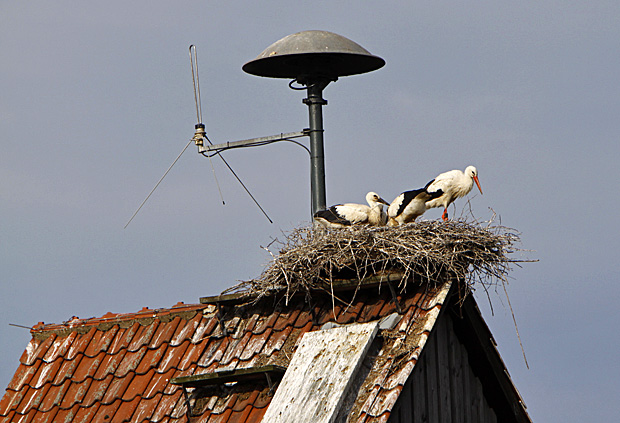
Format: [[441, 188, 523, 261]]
[[189, 45, 202, 123], [9, 323, 31, 330], [207, 154, 225, 205], [124, 140, 192, 229], [202, 146, 273, 223]]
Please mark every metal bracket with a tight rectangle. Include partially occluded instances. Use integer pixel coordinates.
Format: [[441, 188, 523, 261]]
[[199, 130, 309, 154]]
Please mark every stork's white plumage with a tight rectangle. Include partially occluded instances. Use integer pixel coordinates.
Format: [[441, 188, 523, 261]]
[[313, 192, 389, 229], [387, 184, 442, 226], [425, 165, 483, 221]]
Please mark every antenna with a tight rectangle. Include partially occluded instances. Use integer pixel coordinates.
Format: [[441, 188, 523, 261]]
[[189, 46, 272, 223]]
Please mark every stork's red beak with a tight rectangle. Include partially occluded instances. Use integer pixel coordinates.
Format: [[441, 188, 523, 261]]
[[473, 175, 483, 195]]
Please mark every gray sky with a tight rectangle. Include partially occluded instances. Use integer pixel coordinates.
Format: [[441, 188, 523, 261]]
[[2, 2, 619, 421]]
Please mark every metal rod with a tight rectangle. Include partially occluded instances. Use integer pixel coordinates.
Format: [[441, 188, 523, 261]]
[[204, 131, 308, 153], [304, 81, 329, 216]]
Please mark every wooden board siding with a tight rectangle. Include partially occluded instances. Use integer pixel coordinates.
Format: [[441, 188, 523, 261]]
[[262, 321, 380, 423], [388, 312, 497, 423]]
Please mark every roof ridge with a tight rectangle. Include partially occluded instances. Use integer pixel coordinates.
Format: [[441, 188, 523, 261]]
[[29, 303, 209, 339]]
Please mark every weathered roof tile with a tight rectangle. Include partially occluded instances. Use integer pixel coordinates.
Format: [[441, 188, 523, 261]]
[[80, 374, 113, 408], [127, 321, 159, 352], [64, 328, 96, 361], [83, 326, 118, 357], [72, 351, 105, 383], [93, 349, 126, 380], [148, 318, 180, 350]]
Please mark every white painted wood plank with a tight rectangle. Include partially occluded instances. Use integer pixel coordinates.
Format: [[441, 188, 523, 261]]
[[260, 321, 379, 423]]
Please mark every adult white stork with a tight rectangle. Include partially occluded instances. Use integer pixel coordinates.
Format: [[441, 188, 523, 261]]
[[387, 183, 443, 226], [425, 165, 483, 221], [313, 192, 389, 229]]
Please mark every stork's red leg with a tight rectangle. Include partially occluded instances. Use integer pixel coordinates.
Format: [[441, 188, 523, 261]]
[[442, 208, 448, 221]]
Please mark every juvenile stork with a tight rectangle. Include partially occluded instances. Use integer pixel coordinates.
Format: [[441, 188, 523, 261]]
[[387, 182, 443, 226], [425, 165, 483, 221], [313, 192, 389, 229]]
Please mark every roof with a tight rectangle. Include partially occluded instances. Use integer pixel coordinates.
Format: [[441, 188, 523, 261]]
[[1, 274, 529, 423], [1, 275, 455, 423]]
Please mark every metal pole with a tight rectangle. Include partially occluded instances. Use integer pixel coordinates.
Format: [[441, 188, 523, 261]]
[[304, 80, 329, 216]]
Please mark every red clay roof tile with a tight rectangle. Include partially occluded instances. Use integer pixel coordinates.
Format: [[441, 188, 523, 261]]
[[93, 349, 126, 380], [80, 374, 113, 408], [149, 391, 182, 422], [191, 313, 218, 343], [52, 353, 83, 386], [6, 362, 37, 392], [94, 398, 122, 422], [113, 396, 142, 422], [170, 312, 202, 347], [22, 334, 56, 366], [129, 391, 161, 422], [37, 377, 70, 413], [64, 327, 96, 361], [149, 318, 180, 350], [134, 345, 166, 376], [177, 339, 208, 371], [83, 325, 118, 357], [157, 341, 190, 375], [122, 368, 156, 402], [115, 347, 147, 378], [59, 378, 91, 410], [128, 321, 160, 352], [71, 401, 100, 423], [101, 372, 135, 404], [238, 331, 270, 362], [142, 367, 175, 400], [107, 323, 140, 355], [42, 331, 77, 364], [72, 351, 105, 383]]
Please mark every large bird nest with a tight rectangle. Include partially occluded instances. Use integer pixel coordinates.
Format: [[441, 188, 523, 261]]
[[225, 218, 527, 303]]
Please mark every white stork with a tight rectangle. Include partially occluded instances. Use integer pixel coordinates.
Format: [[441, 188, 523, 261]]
[[425, 165, 483, 221], [313, 192, 389, 229], [387, 183, 443, 226]]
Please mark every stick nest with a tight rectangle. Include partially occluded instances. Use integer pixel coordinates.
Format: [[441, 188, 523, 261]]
[[226, 219, 523, 301]]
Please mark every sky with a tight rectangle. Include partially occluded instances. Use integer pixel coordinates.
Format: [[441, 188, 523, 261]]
[[1, 2, 619, 421]]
